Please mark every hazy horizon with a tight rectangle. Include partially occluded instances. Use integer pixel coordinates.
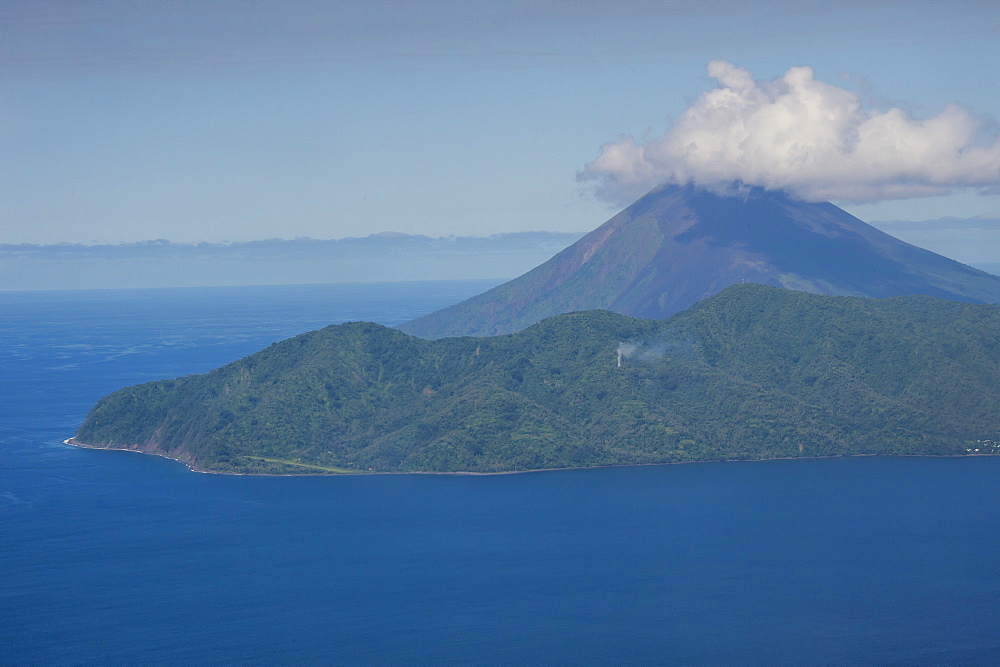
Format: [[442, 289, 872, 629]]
[[3, 215, 998, 292]]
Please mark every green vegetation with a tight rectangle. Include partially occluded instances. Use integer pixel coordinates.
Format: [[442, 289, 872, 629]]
[[75, 285, 1000, 473]]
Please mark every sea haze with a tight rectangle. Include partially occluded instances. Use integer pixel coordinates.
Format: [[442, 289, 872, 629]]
[[0, 232, 586, 291], [2, 282, 998, 664]]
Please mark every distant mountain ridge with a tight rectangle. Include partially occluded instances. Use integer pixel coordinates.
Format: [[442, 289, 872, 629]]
[[399, 185, 1000, 339], [1, 232, 585, 291], [0, 232, 585, 258]]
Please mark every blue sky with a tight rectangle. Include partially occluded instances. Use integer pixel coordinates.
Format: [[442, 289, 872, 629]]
[[3, 0, 999, 244]]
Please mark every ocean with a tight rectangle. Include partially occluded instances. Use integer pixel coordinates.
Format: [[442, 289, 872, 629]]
[[2, 281, 998, 664]]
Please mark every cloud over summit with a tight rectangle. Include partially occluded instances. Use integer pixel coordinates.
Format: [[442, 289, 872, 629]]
[[579, 61, 1000, 205]]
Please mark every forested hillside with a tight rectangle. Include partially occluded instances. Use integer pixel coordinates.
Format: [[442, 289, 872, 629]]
[[74, 285, 1000, 473]]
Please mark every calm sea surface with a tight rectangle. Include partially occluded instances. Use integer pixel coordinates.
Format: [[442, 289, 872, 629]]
[[2, 281, 998, 664]]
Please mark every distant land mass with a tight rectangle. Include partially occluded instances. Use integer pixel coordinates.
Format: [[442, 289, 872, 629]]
[[0, 232, 585, 291], [71, 285, 1000, 474], [3, 214, 998, 293], [399, 186, 1000, 339]]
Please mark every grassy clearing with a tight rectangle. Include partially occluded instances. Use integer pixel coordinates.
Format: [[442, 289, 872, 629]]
[[246, 456, 368, 474]]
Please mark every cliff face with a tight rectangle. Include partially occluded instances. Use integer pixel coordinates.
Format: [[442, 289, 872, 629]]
[[398, 185, 1000, 339]]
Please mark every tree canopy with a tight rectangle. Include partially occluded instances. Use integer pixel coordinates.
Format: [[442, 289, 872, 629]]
[[75, 285, 1000, 473]]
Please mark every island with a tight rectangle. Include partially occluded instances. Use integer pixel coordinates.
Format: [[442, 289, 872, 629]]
[[69, 284, 1000, 474]]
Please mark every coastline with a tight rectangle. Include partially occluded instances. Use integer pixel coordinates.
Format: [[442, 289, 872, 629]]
[[63, 437, 994, 478], [64, 438, 211, 475]]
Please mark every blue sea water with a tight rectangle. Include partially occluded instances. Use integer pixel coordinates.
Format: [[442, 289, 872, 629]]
[[2, 281, 999, 664]]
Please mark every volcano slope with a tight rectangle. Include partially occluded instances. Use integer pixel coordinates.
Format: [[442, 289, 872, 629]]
[[399, 185, 1000, 339], [72, 285, 1000, 474]]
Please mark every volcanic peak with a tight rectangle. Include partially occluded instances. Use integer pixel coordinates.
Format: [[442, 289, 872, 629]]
[[398, 184, 1000, 339]]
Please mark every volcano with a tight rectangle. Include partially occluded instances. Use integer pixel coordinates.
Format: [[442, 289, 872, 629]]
[[398, 185, 1000, 339]]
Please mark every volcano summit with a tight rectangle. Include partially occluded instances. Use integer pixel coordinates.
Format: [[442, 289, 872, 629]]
[[399, 185, 1000, 339]]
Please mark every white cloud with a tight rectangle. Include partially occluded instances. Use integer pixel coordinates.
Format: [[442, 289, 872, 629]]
[[578, 61, 1000, 205]]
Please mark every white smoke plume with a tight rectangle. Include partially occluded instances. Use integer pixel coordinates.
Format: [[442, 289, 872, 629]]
[[579, 61, 1000, 205], [617, 342, 639, 358], [617, 335, 695, 365]]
